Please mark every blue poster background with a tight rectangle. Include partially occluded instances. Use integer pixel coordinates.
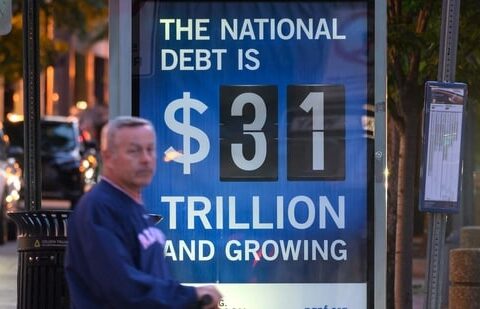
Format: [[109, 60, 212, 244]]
[[135, 1, 370, 284]]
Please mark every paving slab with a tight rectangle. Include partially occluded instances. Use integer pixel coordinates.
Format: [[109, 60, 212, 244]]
[[0, 240, 17, 309]]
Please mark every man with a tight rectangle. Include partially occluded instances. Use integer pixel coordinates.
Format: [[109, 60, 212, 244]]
[[65, 116, 221, 308]]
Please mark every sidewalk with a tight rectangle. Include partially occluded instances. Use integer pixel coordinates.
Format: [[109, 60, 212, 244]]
[[413, 257, 426, 309], [0, 241, 17, 309]]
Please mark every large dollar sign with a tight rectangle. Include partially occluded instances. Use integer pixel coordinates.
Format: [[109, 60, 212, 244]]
[[164, 92, 210, 174]]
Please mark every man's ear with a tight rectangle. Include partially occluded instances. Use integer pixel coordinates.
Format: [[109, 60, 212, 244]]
[[101, 149, 111, 164]]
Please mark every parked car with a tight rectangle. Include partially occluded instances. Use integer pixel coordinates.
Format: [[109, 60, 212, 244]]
[[0, 122, 22, 245], [4, 116, 90, 209]]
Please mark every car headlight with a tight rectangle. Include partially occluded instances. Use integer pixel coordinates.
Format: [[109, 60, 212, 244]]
[[84, 168, 95, 180], [5, 190, 20, 203]]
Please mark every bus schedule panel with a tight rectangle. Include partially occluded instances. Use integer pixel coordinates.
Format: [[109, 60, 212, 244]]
[[132, 1, 374, 308], [419, 81, 468, 213]]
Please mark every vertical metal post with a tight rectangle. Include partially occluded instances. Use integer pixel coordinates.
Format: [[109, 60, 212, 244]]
[[437, 0, 460, 83], [6, 1, 76, 307], [425, 213, 448, 309], [22, 0, 42, 211], [109, 0, 132, 118], [10, 4, 70, 308], [374, 0, 387, 308], [0, 0, 12, 35], [424, 0, 461, 308]]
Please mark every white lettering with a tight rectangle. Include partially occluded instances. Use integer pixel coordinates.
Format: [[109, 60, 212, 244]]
[[252, 196, 273, 229], [159, 18, 210, 40], [225, 240, 242, 261], [229, 197, 249, 229], [164, 240, 215, 261], [315, 18, 332, 39], [320, 196, 345, 229], [161, 196, 184, 229], [216, 196, 224, 229], [276, 196, 284, 229], [138, 227, 166, 250], [332, 18, 346, 39], [158, 19, 175, 40], [160, 195, 346, 230], [281, 239, 301, 260], [225, 239, 348, 261], [164, 240, 176, 260], [160, 49, 227, 71], [331, 239, 347, 260], [288, 195, 315, 229], [262, 240, 279, 261], [188, 196, 212, 229], [220, 18, 346, 40], [277, 18, 295, 40], [245, 240, 261, 261]]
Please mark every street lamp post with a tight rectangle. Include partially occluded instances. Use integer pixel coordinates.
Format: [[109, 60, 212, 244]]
[[7, 1, 71, 308], [23, 0, 41, 209]]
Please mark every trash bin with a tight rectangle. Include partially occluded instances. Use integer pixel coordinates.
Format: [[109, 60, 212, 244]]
[[8, 210, 71, 309]]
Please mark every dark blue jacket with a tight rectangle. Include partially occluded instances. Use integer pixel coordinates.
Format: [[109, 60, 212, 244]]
[[65, 180, 197, 308]]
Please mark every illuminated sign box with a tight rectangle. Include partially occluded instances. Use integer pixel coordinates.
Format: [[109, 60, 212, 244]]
[[131, 1, 378, 307]]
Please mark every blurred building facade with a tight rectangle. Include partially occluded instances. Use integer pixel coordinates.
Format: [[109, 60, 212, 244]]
[[0, 16, 109, 146]]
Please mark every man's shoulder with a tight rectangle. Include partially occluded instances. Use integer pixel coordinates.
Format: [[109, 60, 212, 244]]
[[91, 179, 117, 193], [72, 181, 121, 218], [77, 182, 107, 207]]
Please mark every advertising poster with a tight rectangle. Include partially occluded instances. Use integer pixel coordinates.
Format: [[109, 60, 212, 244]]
[[133, 1, 374, 308]]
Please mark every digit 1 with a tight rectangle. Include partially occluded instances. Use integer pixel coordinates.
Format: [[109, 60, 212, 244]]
[[299, 92, 324, 171], [287, 84, 345, 180]]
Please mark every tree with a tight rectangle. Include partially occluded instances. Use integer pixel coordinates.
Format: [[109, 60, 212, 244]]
[[0, 0, 108, 83], [387, 0, 480, 307]]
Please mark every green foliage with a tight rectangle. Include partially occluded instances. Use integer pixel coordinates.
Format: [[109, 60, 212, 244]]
[[387, 1, 441, 104], [444, 0, 480, 167], [456, 0, 480, 100], [46, 0, 108, 39], [0, 0, 108, 83], [388, 0, 480, 135], [0, 15, 23, 82]]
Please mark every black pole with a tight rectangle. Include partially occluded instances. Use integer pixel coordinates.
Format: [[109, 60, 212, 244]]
[[6, 1, 71, 308], [22, 0, 42, 211]]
